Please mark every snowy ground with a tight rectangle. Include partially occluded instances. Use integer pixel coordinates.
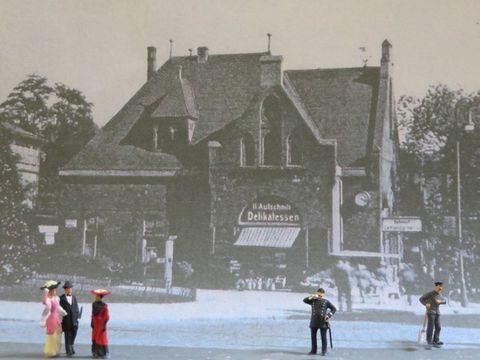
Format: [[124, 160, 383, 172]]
[[1, 289, 480, 359]]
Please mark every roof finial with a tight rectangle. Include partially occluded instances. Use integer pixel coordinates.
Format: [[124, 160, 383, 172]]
[[169, 39, 174, 59], [359, 47, 369, 67], [267, 33, 272, 54], [188, 48, 193, 56]]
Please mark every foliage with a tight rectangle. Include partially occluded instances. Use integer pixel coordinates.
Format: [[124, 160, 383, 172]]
[[398, 84, 479, 160], [34, 249, 133, 280], [398, 84, 480, 293], [0, 74, 97, 210], [0, 75, 53, 135], [0, 127, 36, 284], [397, 85, 480, 215]]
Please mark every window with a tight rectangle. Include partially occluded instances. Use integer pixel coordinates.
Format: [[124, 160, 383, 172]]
[[287, 127, 303, 166], [153, 121, 186, 153], [83, 215, 105, 258], [240, 133, 255, 167], [261, 96, 282, 166]]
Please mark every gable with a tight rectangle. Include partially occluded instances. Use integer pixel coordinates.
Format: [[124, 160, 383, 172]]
[[285, 67, 380, 167]]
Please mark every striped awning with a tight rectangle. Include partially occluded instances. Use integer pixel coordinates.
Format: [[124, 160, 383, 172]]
[[234, 227, 301, 248]]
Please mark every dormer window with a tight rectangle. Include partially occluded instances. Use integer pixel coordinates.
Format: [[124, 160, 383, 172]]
[[152, 120, 186, 153], [168, 126, 178, 141], [240, 132, 255, 167], [261, 96, 282, 166], [287, 126, 303, 166]]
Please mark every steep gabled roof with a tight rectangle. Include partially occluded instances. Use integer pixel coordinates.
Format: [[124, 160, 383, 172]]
[[63, 52, 266, 172], [151, 70, 199, 119], [64, 49, 387, 174], [285, 67, 380, 167]]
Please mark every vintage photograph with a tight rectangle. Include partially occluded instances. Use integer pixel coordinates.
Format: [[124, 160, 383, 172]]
[[1, 0, 479, 359]]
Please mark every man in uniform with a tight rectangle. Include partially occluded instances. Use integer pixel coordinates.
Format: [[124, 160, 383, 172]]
[[59, 281, 81, 356], [303, 288, 336, 356], [419, 281, 447, 346]]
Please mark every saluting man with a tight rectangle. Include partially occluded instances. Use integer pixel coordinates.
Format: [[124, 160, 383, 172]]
[[59, 281, 81, 356], [303, 288, 337, 356]]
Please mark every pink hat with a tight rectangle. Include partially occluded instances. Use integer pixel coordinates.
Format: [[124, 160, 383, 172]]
[[90, 289, 111, 296]]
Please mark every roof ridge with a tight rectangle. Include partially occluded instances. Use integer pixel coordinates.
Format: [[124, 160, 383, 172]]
[[286, 66, 380, 72], [171, 51, 267, 60]]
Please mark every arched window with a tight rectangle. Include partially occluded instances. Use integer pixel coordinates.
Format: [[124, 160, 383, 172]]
[[240, 132, 255, 167], [287, 126, 303, 166], [261, 96, 282, 166]]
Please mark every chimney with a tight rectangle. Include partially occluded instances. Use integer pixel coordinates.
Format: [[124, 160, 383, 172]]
[[197, 46, 209, 63], [259, 54, 283, 87], [381, 39, 392, 65], [378, 39, 393, 84], [147, 46, 157, 81]]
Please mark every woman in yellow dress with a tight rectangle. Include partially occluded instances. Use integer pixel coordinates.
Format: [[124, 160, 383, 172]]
[[40, 280, 67, 357]]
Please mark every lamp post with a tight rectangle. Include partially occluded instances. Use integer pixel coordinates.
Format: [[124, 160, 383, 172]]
[[456, 111, 474, 308]]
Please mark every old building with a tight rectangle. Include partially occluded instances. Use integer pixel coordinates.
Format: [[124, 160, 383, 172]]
[[59, 40, 400, 287], [0, 121, 43, 208]]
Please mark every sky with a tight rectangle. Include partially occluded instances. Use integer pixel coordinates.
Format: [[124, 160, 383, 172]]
[[1, 0, 480, 127]]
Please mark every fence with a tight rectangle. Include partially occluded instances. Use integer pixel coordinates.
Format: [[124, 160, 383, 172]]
[[1, 273, 196, 303]]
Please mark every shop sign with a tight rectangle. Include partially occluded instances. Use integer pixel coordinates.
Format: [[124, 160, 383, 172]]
[[382, 217, 422, 232], [239, 196, 301, 226], [144, 219, 164, 238], [65, 219, 77, 229], [38, 225, 59, 245]]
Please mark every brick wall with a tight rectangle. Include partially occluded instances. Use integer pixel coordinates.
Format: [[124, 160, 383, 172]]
[[207, 91, 336, 271]]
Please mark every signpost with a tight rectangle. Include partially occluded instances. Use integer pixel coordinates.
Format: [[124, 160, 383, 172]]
[[382, 217, 422, 232]]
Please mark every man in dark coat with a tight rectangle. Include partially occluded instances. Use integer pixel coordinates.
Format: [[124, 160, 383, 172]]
[[332, 259, 352, 312], [303, 288, 337, 356], [59, 281, 81, 356], [419, 281, 447, 346]]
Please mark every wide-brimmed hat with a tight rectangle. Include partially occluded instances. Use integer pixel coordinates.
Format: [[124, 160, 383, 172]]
[[90, 289, 111, 296], [63, 281, 74, 289], [40, 280, 61, 290]]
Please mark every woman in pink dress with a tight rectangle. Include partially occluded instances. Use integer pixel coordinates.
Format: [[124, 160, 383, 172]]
[[40, 280, 66, 357]]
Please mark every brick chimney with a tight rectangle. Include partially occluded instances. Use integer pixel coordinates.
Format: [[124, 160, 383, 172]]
[[380, 39, 392, 78], [147, 46, 157, 81], [260, 54, 283, 87], [197, 46, 209, 63]]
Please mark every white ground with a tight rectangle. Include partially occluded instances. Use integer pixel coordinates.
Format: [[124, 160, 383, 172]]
[[1, 289, 480, 351]]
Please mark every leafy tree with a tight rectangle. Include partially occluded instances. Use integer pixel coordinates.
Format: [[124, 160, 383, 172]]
[[398, 84, 480, 293], [398, 85, 479, 160], [0, 126, 35, 284], [0, 74, 98, 210], [0, 75, 52, 135]]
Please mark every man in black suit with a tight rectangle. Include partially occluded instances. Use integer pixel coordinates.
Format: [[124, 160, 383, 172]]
[[303, 288, 336, 356], [59, 281, 81, 356]]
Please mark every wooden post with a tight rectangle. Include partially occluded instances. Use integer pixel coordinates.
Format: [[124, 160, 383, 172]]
[[305, 228, 309, 268]]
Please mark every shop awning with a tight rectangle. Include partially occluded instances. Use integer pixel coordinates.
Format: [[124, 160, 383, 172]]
[[234, 227, 301, 248]]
